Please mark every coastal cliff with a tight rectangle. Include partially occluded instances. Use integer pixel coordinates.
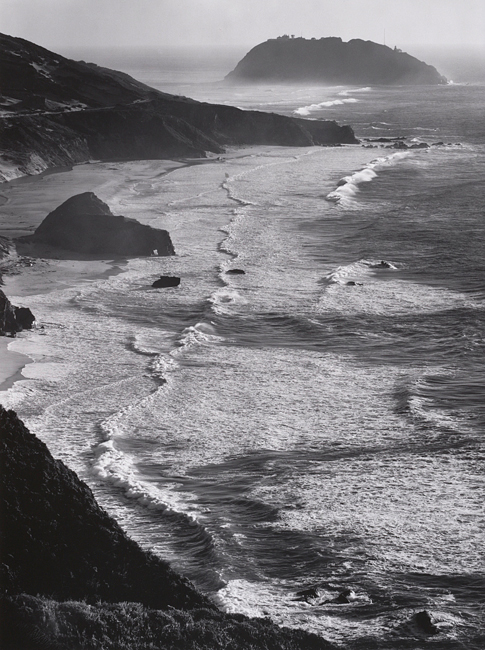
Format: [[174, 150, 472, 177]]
[[0, 290, 35, 334], [226, 37, 447, 85], [20, 192, 175, 257], [0, 406, 336, 649], [0, 33, 357, 182]]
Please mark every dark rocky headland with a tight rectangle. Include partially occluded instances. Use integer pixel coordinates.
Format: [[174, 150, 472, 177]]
[[0, 405, 336, 649], [0, 32, 357, 182], [226, 36, 447, 85], [18, 192, 175, 257], [0, 289, 35, 335]]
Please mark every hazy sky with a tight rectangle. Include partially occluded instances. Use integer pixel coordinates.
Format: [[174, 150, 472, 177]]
[[1, 0, 484, 52]]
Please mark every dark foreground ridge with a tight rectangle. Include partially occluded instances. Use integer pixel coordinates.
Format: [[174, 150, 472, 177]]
[[0, 406, 336, 649], [18, 192, 175, 257], [226, 36, 447, 85], [0, 33, 357, 181]]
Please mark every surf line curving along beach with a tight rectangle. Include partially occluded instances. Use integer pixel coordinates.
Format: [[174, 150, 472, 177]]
[[1, 24, 485, 650]]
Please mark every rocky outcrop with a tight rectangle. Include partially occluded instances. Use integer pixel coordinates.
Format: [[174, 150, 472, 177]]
[[0, 33, 357, 181], [226, 37, 447, 85], [21, 192, 175, 257], [414, 611, 439, 635], [152, 276, 181, 288], [0, 290, 35, 334]]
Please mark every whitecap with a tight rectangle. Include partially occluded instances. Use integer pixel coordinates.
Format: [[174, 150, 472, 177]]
[[293, 97, 359, 116], [326, 151, 411, 207]]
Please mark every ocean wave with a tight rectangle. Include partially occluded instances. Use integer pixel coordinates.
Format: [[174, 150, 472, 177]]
[[293, 97, 358, 116], [406, 369, 483, 436], [338, 87, 372, 96], [222, 173, 259, 207], [322, 259, 398, 286], [125, 335, 160, 357], [91, 417, 216, 562], [317, 263, 477, 318], [209, 288, 248, 315], [326, 151, 410, 207], [173, 321, 224, 355]]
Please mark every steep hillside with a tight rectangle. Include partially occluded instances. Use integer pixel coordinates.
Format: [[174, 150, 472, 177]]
[[0, 406, 337, 649], [0, 33, 357, 181]]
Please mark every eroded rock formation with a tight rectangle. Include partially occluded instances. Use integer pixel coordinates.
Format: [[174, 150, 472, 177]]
[[0, 290, 35, 334], [21, 192, 175, 257]]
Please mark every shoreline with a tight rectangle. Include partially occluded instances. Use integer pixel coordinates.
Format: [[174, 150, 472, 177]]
[[0, 337, 33, 391], [0, 146, 278, 393]]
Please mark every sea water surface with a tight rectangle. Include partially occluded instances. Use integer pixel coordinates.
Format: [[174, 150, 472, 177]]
[[1, 49, 484, 648]]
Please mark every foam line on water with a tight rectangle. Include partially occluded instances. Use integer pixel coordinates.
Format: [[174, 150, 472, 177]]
[[326, 151, 411, 207], [322, 259, 398, 286], [293, 97, 359, 116]]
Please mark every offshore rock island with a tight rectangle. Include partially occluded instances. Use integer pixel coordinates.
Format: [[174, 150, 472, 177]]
[[226, 36, 447, 85], [0, 33, 357, 182]]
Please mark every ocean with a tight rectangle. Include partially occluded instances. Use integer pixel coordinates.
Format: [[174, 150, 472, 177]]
[[1, 47, 484, 648]]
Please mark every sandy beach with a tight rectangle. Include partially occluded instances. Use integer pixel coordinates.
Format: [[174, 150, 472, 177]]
[[0, 337, 33, 391], [0, 147, 263, 394]]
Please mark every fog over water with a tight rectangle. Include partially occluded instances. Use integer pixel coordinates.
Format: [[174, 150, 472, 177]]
[[2, 0, 484, 51]]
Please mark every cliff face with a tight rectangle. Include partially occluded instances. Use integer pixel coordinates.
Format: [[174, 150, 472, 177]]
[[0, 33, 357, 181], [226, 37, 448, 85], [23, 192, 175, 257], [0, 405, 208, 609], [0, 290, 35, 334]]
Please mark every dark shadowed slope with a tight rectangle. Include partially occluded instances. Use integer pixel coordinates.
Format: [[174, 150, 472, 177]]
[[0, 406, 337, 650], [0, 405, 208, 609], [226, 37, 447, 85]]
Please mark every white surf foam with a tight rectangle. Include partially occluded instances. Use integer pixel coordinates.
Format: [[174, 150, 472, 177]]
[[326, 152, 411, 207], [294, 97, 359, 116], [338, 87, 372, 95], [317, 262, 476, 316]]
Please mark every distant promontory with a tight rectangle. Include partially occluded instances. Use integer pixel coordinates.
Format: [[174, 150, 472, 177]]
[[226, 37, 447, 85], [0, 33, 357, 182]]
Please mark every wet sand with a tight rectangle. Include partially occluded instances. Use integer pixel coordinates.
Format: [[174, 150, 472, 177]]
[[0, 337, 33, 391]]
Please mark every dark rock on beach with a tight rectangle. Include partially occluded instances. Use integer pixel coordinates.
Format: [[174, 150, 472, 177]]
[[19, 192, 175, 257], [0, 33, 357, 181], [225, 269, 246, 275], [0, 406, 338, 650], [152, 275, 181, 288], [0, 290, 35, 334], [12, 306, 35, 330], [226, 36, 447, 85]]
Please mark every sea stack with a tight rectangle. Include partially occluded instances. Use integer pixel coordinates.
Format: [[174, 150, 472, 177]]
[[0, 290, 35, 335], [226, 37, 447, 85], [25, 192, 175, 257]]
